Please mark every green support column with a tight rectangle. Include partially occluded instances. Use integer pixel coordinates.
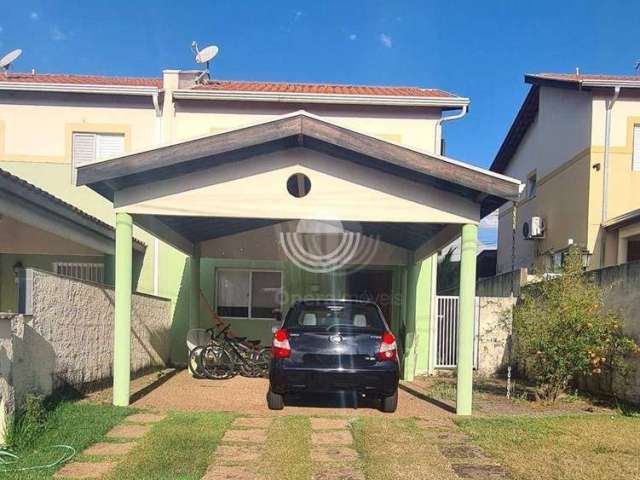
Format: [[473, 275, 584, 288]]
[[189, 244, 201, 330], [402, 254, 435, 380], [457, 223, 478, 416], [113, 212, 133, 407]]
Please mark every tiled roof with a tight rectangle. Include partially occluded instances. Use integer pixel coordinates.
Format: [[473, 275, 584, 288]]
[[0, 73, 162, 88], [0, 72, 462, 98], [193, 80, 459, 98], [0, 168, 146, 248]]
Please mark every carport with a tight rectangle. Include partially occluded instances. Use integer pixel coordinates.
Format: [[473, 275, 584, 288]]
[[77, 111, 520, 415]]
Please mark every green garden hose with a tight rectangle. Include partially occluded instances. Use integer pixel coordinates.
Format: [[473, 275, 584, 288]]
[[0, 445, 76, 472]]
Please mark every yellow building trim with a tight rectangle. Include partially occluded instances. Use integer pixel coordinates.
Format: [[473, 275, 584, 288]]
[[0, 120, 67, 163], [590, 116, 640, 155], [376, 133, 403, 144], [64, 123, 132, 164]]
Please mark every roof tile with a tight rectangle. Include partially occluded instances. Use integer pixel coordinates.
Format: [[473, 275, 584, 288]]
[[191, 80, 458, 98]]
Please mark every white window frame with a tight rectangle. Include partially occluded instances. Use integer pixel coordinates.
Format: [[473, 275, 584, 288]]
[[215, 268, 283, 320], [526, 170, 537, 199], [71, 132, 125, 182], [53, 262, 104, 283], [632, 124, 640, 172]]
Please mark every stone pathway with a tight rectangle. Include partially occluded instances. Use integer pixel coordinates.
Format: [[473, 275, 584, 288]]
[[414, 418, 512, 480], [310, 417, 364, 480], [54, 411, 166, 479], [201, 415, 273, 480]]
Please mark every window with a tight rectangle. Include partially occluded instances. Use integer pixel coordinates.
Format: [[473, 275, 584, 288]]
[[54, 262, 104, 283], [72, 132, 125, 168], [633, 124, 640, 171], [216, 269, 282, 319], [526, 171, 537, 199]]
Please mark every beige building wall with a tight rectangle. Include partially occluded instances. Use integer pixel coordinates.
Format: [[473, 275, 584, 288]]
[[172, 101, 442, 154], [497, 86, 592, 273], [498, 87, 640, 273]]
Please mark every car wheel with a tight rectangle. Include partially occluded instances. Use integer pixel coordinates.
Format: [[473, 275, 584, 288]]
[[380, 390, 398, 413], [267, 388, 284, 410]]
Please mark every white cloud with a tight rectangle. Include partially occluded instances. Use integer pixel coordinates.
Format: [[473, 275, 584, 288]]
[[348, 33, 357, 41], [294, 10, 303, 19], [30, 11, 39, 21], [379, 33, 392, 48], [50, 26, 67, 41]]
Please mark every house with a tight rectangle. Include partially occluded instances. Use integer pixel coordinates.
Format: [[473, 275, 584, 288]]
[[0, 167, 146, 312], [491, 73, 640, 274], [0, 67, 521, 415]]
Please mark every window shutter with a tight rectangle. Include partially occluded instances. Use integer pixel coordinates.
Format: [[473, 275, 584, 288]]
[[96, 134, 125, 160], [633, 125, 640, 172], [72, 133, 96, 168]]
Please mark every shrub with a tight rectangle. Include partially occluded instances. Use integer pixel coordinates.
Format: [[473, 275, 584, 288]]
[[512, 247, 638, 402], [5, 394, 48, 450]]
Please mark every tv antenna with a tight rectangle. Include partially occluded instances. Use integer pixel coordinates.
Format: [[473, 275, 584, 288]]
[[0, 49, 22, 73], [191, 41, 218, 83]]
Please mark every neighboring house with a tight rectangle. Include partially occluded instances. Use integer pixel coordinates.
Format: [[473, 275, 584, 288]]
[[0, 168, 145, 312], [0, 68, 479, 365], [492, 73, 640, 274]]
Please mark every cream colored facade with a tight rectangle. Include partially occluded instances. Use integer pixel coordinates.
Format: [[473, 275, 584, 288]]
[[0, 69, 469, 357], [496, 83, 640, 273]]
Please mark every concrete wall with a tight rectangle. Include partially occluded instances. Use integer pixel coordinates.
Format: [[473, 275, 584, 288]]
[[476, 269, 527, 298], [0, 269, 171, 434], [580, 261, 640, 404], [476, 297, 515, 376]]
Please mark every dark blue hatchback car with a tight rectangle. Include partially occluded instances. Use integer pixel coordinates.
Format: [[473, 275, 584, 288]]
[[268, 299, 400, 412]]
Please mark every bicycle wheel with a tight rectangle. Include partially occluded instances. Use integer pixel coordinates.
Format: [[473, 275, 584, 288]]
[[255, 347, 272, 378], [201, 343, 236, 379], [188, 346, 206, 379]]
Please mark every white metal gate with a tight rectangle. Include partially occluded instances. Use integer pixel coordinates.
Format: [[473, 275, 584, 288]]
[[434, 296, 479, 369]]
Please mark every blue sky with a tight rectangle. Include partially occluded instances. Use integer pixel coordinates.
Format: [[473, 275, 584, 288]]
[[2, 0, 639, 247]]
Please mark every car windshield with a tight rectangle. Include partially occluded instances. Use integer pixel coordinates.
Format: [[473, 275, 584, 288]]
[[286, 302, 385, 331]]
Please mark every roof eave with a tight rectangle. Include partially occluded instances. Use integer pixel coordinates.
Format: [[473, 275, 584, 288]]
[[0, 82, 160, 96], [172, 89, 470, 108], [526, 74, 640, 90]]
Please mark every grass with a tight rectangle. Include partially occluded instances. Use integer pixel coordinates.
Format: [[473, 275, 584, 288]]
[[0, 400, 131, 480], [260, 415, 312, 480], [352, 416, 458, 480], [107, 411, 234, 480], [457, 414, 640, 480]]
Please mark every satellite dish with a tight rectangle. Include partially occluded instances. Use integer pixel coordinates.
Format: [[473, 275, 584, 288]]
[[0, 49, 22, 72], [195, 45, 218, 65]]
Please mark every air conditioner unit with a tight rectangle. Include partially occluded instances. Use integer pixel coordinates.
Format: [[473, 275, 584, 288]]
[[522, 216, 545, 240]]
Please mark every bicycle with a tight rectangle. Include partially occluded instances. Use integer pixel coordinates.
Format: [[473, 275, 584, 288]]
[[196, 325, 271, 379]]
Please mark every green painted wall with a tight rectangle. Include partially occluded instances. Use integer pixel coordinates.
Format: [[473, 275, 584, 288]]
[[402, 254, 435, 381], [193, 259, 407, 349], [0, 253, 104, 312]]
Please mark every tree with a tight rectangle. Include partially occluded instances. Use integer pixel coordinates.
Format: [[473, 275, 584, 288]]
[[512, 247, 638, 402]]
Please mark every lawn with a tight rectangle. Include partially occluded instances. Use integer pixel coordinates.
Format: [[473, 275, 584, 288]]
[[107, 411, 234, 480], [352, 417, 458, 480], [457, 414, 640, 480], [0, 400, 131, 480]]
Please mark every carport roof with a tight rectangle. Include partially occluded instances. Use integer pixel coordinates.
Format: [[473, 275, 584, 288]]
[[77, 112, 521, 217]]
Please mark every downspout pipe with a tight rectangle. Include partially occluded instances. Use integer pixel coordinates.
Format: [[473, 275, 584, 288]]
[[601, 86, 621, 266], [435, 105, 468, 154]]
